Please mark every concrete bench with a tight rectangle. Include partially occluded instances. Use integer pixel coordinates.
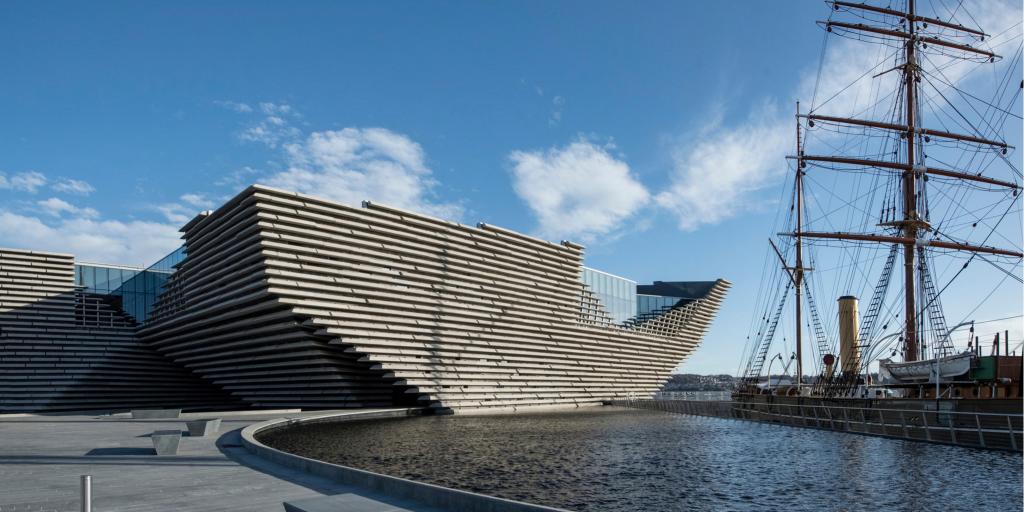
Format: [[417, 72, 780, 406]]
[[185, 418, 222, 437], [131, 409, 182, 419], [151, 430, 182, 455]]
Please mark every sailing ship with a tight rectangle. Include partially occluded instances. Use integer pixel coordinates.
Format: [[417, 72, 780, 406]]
[[735, 0, 1022, 411]]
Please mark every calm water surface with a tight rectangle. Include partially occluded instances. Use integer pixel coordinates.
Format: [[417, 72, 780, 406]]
[[258, 407, 1022, 511]]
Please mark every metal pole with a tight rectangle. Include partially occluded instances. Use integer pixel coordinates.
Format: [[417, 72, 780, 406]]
[[81, 475, 92, 512]]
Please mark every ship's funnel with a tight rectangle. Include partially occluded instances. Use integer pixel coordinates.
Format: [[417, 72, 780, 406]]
[[838, 296, 860, 374]]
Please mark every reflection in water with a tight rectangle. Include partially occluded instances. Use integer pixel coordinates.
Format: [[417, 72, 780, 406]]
[[258, 407, 1022, 512]]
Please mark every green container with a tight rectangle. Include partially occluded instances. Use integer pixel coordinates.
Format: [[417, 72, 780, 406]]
[[970, 356, 996, 381]]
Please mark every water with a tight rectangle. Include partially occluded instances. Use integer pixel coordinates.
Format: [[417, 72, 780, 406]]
[[258, 407, 1022, 512]]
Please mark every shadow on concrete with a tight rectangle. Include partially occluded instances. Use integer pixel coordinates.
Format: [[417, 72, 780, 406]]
[[86, 447, 154, 456], [0, 454, 236, 467]]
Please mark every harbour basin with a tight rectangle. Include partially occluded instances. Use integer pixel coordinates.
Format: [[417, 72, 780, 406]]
[[256, 407, 1023, 511]]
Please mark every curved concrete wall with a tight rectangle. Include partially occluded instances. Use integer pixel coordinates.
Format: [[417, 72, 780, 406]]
[[241, 409, 570, 512]]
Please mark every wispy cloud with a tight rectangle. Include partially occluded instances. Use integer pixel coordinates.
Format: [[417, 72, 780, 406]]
[[36, 197, 99, 219], [221, 100, 303, 148], [656, 102, 790, 231], [156, 193, 215, 224], [656, 0, 1022, 231], [509, 138, 649, 243], [214, 100, 253, 113], [264, 127, 463, 220], [179, 193, 214, 209], [51, 178, 95, 195], [0, 171, 47, 193], [549, 95, 566, 126], [0, 210, 181, 266], [214, 166, 261, 188]]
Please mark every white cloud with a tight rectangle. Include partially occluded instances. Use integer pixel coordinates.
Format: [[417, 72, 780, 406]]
[[264, 128, 462, 220], [656, 0, 1022, 231], [214, 100, 253, 113], [51, 178, 95, 195], [36, 197, 99, 219], [239, 120, 301, 148], [0, 171, 47, 193], [549, 95, 565, 126], [0, 211, 181, 266], [656, 103, 790, 231], [179, 193, 214, 209], [509, 139, 650, 242], [215, 166, 260, 188], [156, 203, 195, 224], [259, 102, 294, 116], [223, 100, 303, 148]]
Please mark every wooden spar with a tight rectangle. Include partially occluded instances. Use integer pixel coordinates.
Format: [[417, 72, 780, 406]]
[[802, 114, 1011, 149], [830, 1, 987, 37], [768, 240, 797, 286], [778, 231, 1024, 258], [821, 20, 998, 59], [795, 155, 1021, 190], [904, 0, 919, 361]]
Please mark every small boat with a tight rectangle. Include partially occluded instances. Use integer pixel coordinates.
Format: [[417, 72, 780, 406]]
[[879, 352, 974, 384]]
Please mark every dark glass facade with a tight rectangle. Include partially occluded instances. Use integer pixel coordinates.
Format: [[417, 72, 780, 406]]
[[636, 294, 684, 317], [74, 246, 185, 324]]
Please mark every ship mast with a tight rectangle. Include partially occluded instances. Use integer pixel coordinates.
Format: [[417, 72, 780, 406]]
[[794, 102, 805, 384], [902, 0, 919, 361], [783, 0, 1023, 366]]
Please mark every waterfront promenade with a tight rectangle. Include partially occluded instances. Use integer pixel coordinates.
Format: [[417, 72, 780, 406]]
[[0, 409, 442, 512]]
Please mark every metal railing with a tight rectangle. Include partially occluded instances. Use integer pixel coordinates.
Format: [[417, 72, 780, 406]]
[[614, 399, 1023, 452]]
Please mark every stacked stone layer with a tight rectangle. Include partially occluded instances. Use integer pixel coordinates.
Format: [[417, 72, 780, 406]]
[[0, 248, 230, 412], [141, 185, 729, 412]]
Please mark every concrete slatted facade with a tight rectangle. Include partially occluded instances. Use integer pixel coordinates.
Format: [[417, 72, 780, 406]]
[[139, 185, 729, 412], [0, 249, 231, 412]]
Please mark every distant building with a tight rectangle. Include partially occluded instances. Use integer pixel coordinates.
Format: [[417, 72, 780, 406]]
[[0, 185, 729, 413]]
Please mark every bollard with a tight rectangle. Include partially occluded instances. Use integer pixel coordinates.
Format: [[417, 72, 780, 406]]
[[81, 475, 92, 512]]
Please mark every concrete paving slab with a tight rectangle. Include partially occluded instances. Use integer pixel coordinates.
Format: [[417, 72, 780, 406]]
[[284, 493, 423, 512], [0, 409, 447, 512]]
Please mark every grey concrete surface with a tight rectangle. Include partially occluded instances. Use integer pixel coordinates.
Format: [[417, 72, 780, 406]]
[[150, 430, 182, 455], [130, 409, 181, 419], [284, 494, 422, 512], [185, 418, 221, 437], [0, 410, 448, 512]]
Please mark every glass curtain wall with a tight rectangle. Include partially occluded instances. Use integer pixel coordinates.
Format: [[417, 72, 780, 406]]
[[636, 294, 683, 317], [581, 267, 637, 325], [74, 246, 186, 324]]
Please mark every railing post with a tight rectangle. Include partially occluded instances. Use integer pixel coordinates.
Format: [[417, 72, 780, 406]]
[[975, 414, 986, 448], [1008, 416, 1018, 451], [949, 413, 957, 445], [81, 475, 92, 512], [922, 410, 931, 441], [842, 407, 850, 432]]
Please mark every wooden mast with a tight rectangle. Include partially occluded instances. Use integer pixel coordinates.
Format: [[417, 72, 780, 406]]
[[795, 102, 804, 386], [763, 1, 1022, 385], [902, 0, 921, 362]]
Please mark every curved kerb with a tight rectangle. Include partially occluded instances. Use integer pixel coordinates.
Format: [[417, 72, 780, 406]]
[[241, 409, 571, 512]]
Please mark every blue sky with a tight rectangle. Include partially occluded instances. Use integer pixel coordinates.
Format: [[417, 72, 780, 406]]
[[1, 1, 1021, 374]]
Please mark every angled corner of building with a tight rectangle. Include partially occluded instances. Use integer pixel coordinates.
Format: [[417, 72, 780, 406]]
[[0, 184, 729, 413], [0, 247, 233, 413]]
